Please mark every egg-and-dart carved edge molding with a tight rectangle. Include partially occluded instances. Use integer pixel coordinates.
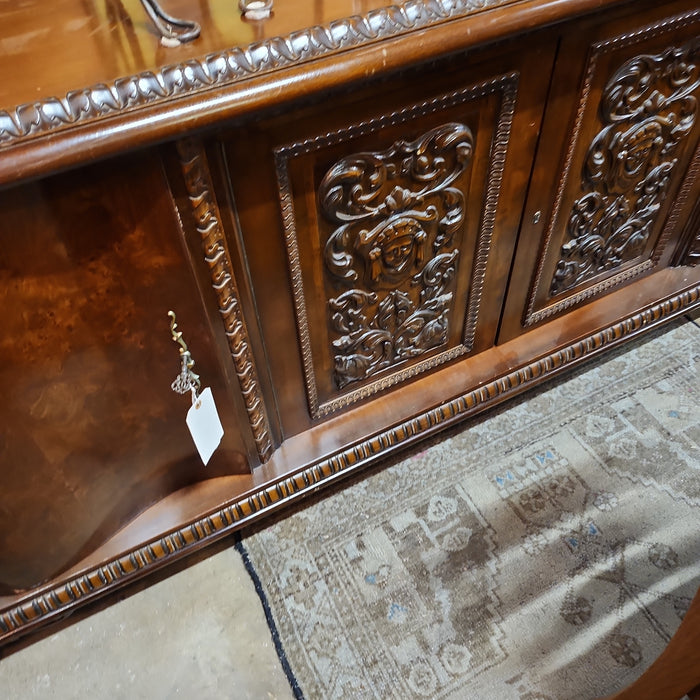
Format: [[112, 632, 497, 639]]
[[1, 282, 698, 644], [275, 73, 518, 419], [524, 9, 700, 328], [0, 0, 517, 149]]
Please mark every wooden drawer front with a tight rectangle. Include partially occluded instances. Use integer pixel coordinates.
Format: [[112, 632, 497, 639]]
[[501, 5, 700, 337], [278, 77, 518, 417]]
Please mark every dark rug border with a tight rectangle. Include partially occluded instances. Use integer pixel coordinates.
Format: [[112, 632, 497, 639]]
[[235, 536, 305, 700]]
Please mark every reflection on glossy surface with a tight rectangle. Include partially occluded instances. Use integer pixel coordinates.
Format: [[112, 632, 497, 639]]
[[0, 0, 391, 110]]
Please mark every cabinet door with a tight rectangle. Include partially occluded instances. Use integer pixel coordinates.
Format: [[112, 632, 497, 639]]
[[0, 152, 254, 594], [221, 38, 556, 435], [500, 1, 700, 340]]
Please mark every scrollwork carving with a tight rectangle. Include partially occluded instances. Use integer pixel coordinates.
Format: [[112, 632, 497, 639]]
[[177, 139, 274, 463], [276, 74, 517, 417], [320, 123, 473, 389], [329, 251, 458, 387], [551, 39, 700, 295]]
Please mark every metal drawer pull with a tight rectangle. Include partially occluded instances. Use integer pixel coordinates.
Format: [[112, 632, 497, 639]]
[[139, 0, 201, 46]]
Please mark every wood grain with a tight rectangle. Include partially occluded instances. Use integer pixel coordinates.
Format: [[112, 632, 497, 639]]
[[0, 151, 250, 594], [1, 0, 699, 649], [0, 0, 645, 186]]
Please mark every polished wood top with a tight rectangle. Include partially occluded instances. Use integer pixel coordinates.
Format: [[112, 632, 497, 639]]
[[0, 0, 624, 184], [0, 0, 397, 110]]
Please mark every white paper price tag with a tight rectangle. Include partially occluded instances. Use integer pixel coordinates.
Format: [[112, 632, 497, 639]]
[[186, 387, 224, 465]]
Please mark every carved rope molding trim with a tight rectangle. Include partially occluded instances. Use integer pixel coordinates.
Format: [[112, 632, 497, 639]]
[[524, 9, 700, 327], [0, 0, 516, 149], [275, 73, 518, 418], [464, 76, 515, 350], [177, 139, 274, 463], [1, 283, 698, 642]]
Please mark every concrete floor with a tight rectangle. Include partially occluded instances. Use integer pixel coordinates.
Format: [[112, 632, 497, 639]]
[[0, 542, 294, 699]]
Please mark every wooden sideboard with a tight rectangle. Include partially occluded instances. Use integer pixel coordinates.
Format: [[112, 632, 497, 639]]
[[1, 0, 699, 645]]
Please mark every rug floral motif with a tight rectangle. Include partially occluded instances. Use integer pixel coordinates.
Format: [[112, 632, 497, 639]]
[[242, 317, 700, 699]]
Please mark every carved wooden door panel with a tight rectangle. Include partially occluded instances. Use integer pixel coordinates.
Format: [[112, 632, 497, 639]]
[[221, 39, 556, 436], [499, 2, 700, 340]]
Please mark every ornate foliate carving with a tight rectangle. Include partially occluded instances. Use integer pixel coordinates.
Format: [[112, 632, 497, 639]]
[[319, 123, 473, 389], [551, 39, 700, 295], [276, 74, 516, 417]]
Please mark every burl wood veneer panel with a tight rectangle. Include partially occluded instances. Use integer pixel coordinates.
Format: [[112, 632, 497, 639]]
[[500, 4, 700, 339], [0, 152, 250, 594]]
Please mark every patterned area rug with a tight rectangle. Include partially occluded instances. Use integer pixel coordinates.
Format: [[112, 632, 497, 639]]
[[240, 316, 700, 700]]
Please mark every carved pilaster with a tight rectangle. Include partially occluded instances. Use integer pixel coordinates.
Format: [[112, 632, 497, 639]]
[[177, 139, 274, 463]]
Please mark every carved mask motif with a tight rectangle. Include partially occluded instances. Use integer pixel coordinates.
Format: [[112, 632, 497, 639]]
[[551, 39, 700, 296], [318, 122, 473, 389]]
